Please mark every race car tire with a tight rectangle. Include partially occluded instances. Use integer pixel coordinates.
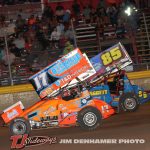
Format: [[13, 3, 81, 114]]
[[10, 117, 31, 135], [119, 92, 139, 112], [77, 106, 102, 131]]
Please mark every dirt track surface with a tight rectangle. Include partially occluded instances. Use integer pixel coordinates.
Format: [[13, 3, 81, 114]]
[[0, 102, 150, 150]]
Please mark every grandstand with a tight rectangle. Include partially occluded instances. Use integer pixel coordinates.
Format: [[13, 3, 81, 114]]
[[0, 0, 150, 86]]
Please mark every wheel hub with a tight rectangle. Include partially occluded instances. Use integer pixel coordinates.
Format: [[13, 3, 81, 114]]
[[13, 122, 26, 135], [83, 112, 97, 127], [124, 98, 136, 110]]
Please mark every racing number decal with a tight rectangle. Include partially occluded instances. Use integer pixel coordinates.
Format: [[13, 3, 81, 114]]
[[33, 72, 48, 91], [138, 91, 148, 99], [143, 92, 148, 98], [101, 105, 109, 113], [101, 47, 122, 66], [110, 48, 122, 61], [101, 52, 112, 66]]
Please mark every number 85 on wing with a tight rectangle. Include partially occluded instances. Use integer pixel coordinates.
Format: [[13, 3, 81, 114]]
[[101, 47, 123, 66]]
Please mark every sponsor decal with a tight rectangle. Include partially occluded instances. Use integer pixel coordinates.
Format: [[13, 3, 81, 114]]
[[90, 90, 108, 96], [81, 99, 87, 104], [7, 109, 18, 119], [44, 106, 56, 116]]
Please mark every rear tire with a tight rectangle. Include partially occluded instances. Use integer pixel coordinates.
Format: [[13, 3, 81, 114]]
[[10, 117, 31, 135], [119, 92, 139, 112], [77, 106, 102, 131]]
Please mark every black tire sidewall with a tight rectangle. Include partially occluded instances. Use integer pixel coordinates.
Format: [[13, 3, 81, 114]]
[[10, 117, 31, 135], [77, 106, 102, 131]]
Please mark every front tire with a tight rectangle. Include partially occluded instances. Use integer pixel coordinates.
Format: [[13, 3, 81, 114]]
[[10, 117, 31, 135], [120, 92, 139, 112], [77, 106, 102, 131]]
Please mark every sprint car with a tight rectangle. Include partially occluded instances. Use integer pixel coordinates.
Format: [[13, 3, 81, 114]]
[[3, 85, 115, 135], [88, 43, 150, 112], [89, 70, 150, 112], [1, 48, 113, 135]]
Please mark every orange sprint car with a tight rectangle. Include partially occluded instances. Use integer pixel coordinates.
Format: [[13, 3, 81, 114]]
[[2, 85, 115, 135]]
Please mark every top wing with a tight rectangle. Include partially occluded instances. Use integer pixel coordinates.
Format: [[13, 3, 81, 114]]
[[89, 42, 133, 82], [29, 48, 96, 99]]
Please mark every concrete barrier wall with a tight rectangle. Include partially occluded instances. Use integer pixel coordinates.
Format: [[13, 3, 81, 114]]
[[0, 91, 40, 114], [131, 78, 150, 90], [0, 77, 149, 114]]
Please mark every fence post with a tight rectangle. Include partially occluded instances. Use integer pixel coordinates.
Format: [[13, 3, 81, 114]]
[[41, 0, 44, 13], [146, 63, 149, 70], [97, 29, 101, 52], [71, 19, 77, 48], [130, 29, 139, 64], [143, 13, 150, 48], [4, 29, 13, 86]]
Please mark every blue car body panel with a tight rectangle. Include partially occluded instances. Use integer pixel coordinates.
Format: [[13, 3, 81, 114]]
[[89, 75, 150, 108]]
